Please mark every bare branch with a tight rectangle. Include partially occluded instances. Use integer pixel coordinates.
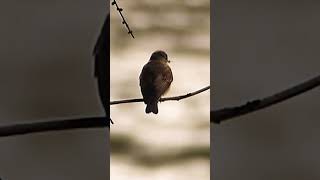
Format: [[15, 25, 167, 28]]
[[111, 0, 135, 38], [212, 74, 320, 124], [0, 117, 107, 137], [3, 73, 319, 137], [0, 86, 209, 137], [110, 86, 210, 105]]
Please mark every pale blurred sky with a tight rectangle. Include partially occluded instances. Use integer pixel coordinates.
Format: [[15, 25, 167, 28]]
[[110, 0, 210, 179]]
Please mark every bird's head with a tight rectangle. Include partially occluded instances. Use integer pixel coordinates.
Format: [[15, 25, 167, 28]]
[[149, 50, 170, 63]]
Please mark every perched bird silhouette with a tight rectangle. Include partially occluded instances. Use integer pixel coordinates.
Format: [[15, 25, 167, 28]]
[[139, 50, 173, 114], [93, 15, 113, 127]]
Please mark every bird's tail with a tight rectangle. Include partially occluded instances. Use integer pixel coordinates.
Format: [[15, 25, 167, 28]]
[[146, 103, 158, 114]]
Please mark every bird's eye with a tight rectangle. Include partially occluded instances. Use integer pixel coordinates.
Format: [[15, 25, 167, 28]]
[[162, 53, 168, 60]]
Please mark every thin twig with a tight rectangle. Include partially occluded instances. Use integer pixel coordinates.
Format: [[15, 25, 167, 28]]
[[212, 74, 320, 124], [110, 86, 210, 105], [111, 0, 134, 38]]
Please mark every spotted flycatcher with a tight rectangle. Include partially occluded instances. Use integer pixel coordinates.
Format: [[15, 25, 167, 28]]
[[139, 50, 173, 114]]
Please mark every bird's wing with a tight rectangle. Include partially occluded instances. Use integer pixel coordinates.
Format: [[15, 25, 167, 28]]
[[153, 64, 173, 99], [139, 65, 156, 104]]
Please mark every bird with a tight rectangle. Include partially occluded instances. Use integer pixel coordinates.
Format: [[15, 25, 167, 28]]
[[139, 50, 173, 114], [93, 15, 113, 127]]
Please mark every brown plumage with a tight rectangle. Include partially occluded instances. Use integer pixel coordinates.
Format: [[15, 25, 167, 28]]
[[139, 50, 173, 114]]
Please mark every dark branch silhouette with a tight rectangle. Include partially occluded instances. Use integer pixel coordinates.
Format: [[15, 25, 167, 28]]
[[110, 86, 210, 105], [0, 74, 319, 137], [0, 117, 106, 137], [111, 0, 135, 38], [212, 74, 320, 123], [0, 86, 210, 137]]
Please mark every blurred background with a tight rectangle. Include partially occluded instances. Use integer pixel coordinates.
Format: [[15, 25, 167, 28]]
[[0, 0, 109, 179], [212, 0, 320, 179], [110, 0, 210, 180]]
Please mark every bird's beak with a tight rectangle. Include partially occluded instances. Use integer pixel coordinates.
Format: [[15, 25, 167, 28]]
[[167, 59, 171, 63]]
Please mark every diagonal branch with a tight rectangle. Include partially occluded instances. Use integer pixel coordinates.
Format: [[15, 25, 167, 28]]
[[111, 0, 134, 38], [212, 74, 320, 124], [110, 86, 210, 105]]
